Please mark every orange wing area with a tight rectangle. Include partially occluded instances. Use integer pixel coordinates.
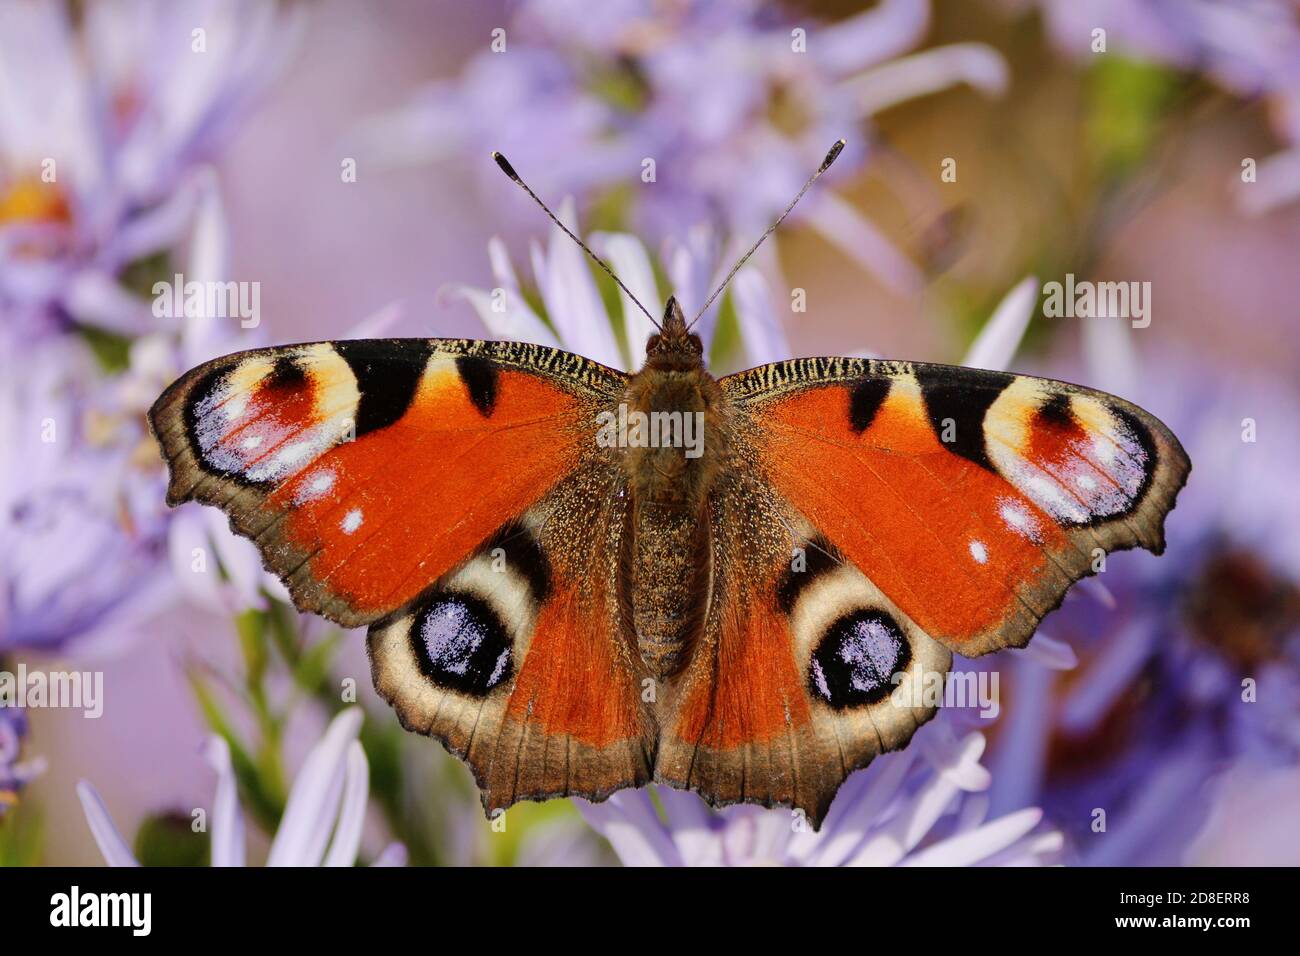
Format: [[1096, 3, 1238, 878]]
[[670, 596, 811, 750], [504, 584, 646, 747], [149, 339, 624, 627], [724, 358, 1190, 655], [268, 367, 579, 617], [653, 472, 952, 826], [366, 466, 655, 816]]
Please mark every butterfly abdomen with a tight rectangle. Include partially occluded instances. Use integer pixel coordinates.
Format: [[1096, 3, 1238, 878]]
[[620, 365, 726, 677]]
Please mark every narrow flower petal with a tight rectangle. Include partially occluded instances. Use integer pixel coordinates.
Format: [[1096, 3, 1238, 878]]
[[591, 232, 662, 367], [657, 786, 726, 866], [800, 751, 915, 866], [76, 781, 141, 867], [203, 736, 246, 868], [805, 191, 924, 297], [1235, 147, 1300, 214], [371, 842, 408, 867], [816, 0, 931, 74], [900, 807, 1047, 866], [919, 727, 991, 792], [844, 43, 1010, 117], [1080, 577, 1118, 609], [443, 283, 561, 348], [267, 708, 364, 867], [540, 198, 622, 368], [731, 269, 792, 367], [1017, 632, 1078, 670], [344, 301, 405, 339], [322, 741, 369, 867], [1058, 619, 1158, 735], [1081, 310, 1140, 396], [577, 790, 683, 866], [962, 276, 1039, 371]]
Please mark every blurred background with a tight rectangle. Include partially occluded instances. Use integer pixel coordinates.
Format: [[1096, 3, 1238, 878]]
[[2, 0, 1298, 866]]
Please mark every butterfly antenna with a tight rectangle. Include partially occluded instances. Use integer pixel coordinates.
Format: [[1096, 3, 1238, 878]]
[[492, 151, 662, 332], [687, 138, 846, 331]]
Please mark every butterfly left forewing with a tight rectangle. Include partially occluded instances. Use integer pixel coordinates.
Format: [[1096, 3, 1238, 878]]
[[149, 338, 624, 627]]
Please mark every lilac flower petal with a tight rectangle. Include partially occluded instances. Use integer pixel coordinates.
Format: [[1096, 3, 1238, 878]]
[[844, 44, 1010, 117], [986, 656, 1056, 817], [577, 790, 682, 866], [344, 301, 405, 340], [444, 283, 562, 348], [63, 271, 148, 333], [1236, 147, 1300, 214], [1081, 310, 1140, 396], [731, 269, 791, 367], [321, 741, 369, 867], [666, 228, 721, 349], [655, 786, 724, 866], [817, 0, 931, 74], [266, 708, 364, 867], [205, 508, 268, 611], [203, 736, 246, 868], [540, 199, 621, 368], [847, 770, 959, 866], [371, 842, 408, 867], [1085, 750, 1211, 867], [112, 175, 203, 266], [591, 232, 662, 366], [805, 191, 924, 297], [1017, 632, 1078, 670], [1058, 618, 1158, 734], [962, 276, 1039, 372], [901, 807, 1047, 867], [981, 828, 1065, 866], [1080, 577, 1118, 610], [76, 781, 141, 868], [919, 727, 991, 792], [800, 752, 915, 866]]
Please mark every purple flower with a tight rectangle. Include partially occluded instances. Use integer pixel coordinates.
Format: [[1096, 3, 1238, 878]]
[[446, 200, 794, 372], [579, 721, 1061, 866], [1009, 0, 1300, 212], [0, 0, 300, 340], [77, 707, 405, 866], [0, 335, 175, 652], [365, 0, 1008, 295], [985, 323, 1300, 865], [0, 705, 44, 816], [0, 174, 279, 652]]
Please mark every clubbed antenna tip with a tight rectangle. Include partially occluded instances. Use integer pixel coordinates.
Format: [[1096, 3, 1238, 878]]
[[491, 151, 521, 183], [822, 139, 846, 171]]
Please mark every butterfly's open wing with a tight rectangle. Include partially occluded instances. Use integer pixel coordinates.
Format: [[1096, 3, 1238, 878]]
[[723, 359, 1189, 655], [149, 339, 620, 627], [151, 339, 655, 810], [655, 358, 1188, 827]]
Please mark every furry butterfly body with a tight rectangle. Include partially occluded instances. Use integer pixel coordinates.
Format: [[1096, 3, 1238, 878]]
[[149, 296, 1189, 827]]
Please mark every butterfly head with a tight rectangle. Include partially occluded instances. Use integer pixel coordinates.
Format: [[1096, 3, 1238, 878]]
[[645, 296, 704, 369]]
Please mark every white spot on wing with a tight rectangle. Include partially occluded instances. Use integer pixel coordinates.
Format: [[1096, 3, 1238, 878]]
[[969, 540, 988, 564], [294, 469, 337, 504], [341, 509, 363, 534]]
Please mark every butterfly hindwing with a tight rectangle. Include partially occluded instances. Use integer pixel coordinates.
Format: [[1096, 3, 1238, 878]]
[[149, 338, 625, 627], [367, 462, 656, 813], [654, 468, 952, 826], [722, 358, 1190, 656]]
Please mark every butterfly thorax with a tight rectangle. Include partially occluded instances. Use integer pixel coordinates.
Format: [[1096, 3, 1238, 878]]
[[620, 297, 727, 677]]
